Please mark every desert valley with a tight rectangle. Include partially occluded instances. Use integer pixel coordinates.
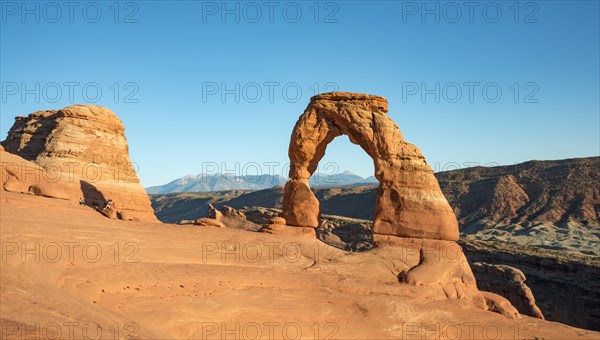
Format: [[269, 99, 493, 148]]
[[1, 93, 598, 339]]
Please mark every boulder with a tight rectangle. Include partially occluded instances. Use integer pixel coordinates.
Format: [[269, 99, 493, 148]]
[[207, 206, 261, 231], [28, 183, 69, 200], [242, 207, 282, 225], [98, 206, 117, 219], [220, 205, 245, 219], [207, 204, 223, 220], [194, 218, 225, 228], [177, 220, 195, 225], [269, 217, 286, 225], [258, 224, 317, 238]]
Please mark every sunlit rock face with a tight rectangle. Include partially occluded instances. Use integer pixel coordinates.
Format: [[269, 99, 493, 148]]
[[283, 92, 458, 241], [2, 105, 157, 222]]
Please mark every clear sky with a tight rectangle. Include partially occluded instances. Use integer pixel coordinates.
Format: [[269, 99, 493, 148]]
[[1, 1, 598, 187]]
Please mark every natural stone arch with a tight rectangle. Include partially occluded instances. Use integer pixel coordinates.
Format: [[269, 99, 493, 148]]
[[282, 92, 458, 241]]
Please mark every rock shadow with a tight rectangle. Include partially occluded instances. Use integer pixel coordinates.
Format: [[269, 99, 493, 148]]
[[2, 112, 60, 161], [80, 180, 107, 208]]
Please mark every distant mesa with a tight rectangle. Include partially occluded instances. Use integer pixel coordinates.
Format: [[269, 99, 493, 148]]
[[1, 104, 157, 222]]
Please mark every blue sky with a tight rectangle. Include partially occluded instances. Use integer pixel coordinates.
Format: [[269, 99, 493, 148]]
[[1, 1, 598, 187]]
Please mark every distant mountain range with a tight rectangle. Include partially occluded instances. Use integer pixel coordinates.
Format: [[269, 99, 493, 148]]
[[146, 171, 378, 194]]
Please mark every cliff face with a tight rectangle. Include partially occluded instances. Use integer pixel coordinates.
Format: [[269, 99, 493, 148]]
[[437, 157, 600, 229], [461, 239, 600, 330], [2, 105, 157, 222], [470, 262, 544, 319]]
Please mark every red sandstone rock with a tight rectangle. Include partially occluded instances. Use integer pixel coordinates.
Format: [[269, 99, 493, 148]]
[[379, 235, 486, 309], [282, 92, 458, 240], [1, 105, 157, 222], [269, 217, 286, 225], [117, 210, 137, 221], [258, 224, 317, 238], [207, 204, 224, 220], [1, 151, 45, 194], [194, 218, 225, 228], [471, 262, 544, 319], [282, 179, 319, 227], [28, 183, 69, 200], [481, 291, 522, 320]]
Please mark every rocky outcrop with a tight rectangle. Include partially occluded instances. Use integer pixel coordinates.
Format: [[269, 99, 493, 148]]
[[437, 157, 600, 231], [471, 262, 544, 319], [207, 204, 223, 220], [259, 223, 318, 238], [461, 239, 600, 330], [269, 217, 286, 225], [2, 105, 157, 222], [283, 92, 458, 241], [480, 291, 521, 320], [194, 218, 225, 228], [317, 216, 373, 252], [372, 236, 487, 309], [1, 150, 55, 195]]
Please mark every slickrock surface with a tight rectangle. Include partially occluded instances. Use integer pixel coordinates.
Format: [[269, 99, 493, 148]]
[[480, 291, 522, 320], [1, 105, 157, 222], [283, 92, 458, 241], [2, 191, 598, 339]]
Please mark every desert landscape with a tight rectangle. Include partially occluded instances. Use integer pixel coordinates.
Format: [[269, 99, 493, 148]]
[[1, 93, 599, 339], [2, 1, 599, 339]]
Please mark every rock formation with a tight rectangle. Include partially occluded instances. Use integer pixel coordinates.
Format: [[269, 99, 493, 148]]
[[273, 92, 504, 312], [374, 236, 487, 310], [480, 291, 521, 320], [471, 262, 544, 319], [1, 105, 157, 222], [1, 149, 68, 199], [207, 204, 223, 220], [282, 92, 458, 240], [194, 218, 225, 228], [461, 239, 600, 330], [437, 156, 600, 235]]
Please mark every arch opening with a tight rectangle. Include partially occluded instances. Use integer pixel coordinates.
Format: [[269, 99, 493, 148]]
[[308, 135, 378, 251]]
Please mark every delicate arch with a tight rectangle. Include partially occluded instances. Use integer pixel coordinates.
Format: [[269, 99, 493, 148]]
[[282, 92, 458, 241]]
